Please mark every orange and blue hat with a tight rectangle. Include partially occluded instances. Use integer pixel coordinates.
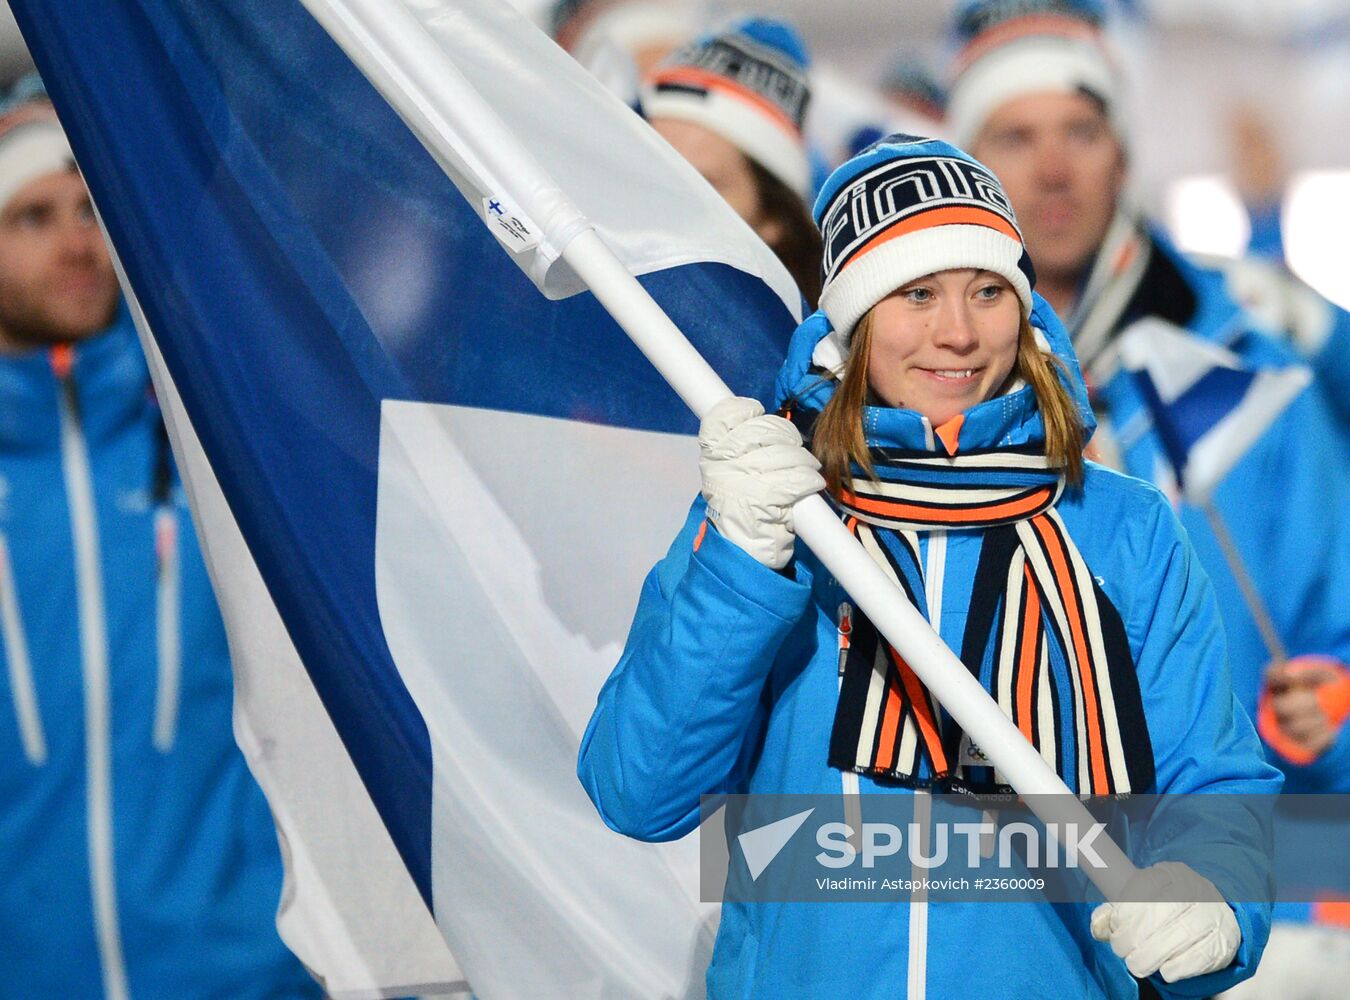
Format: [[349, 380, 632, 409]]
[[641, 18, 812, 198]]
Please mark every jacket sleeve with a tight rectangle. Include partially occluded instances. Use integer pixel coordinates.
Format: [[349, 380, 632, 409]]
[[577, 497, 812, 842], [1119, 488, 1283, 999]]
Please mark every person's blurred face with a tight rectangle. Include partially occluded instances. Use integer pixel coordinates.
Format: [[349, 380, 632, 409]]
[[971, 91, 1126, 286], [865, 269, 1021, 426], [0, 169, 118, 351], [651, 117, 784, 246]]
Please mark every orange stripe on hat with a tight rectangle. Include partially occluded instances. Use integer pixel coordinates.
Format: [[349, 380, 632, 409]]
[[953, 13, 1103, 77], [1032, 515, 1109, 794], [646, 66, 801, 137], [848, 205, 1023, 272]]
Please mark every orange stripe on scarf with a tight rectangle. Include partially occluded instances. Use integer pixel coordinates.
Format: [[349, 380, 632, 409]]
[[1016, 563, 1041, 743], [1032, 515, 1109, 793], [875, 662, 906, 772], [895, 647, 949, 774], [840, 484, 1053, 525]]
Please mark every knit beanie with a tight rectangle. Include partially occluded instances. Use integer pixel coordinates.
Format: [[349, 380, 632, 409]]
[[813, 133, 1035, 340], [946, 0, 1121, 147], [641, 17, 812, 197], [0, 96, 75, 214]]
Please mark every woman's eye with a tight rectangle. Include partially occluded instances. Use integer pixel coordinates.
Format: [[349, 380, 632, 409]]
[[975, 285, 1003, 300], [904, 287, 932, 303]]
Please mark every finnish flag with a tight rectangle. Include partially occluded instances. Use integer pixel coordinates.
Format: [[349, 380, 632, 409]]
[[1116, 318, 1312, 506], [10, 0, 804, 996]]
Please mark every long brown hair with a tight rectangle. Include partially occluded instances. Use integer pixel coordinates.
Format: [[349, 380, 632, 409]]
[[811, 310, 1085, 495], [746, 159, 823, 309]]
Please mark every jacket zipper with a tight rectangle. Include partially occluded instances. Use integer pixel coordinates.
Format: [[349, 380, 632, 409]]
[[152, 507, 180, 753], [836, 603, 862, 841], [0, 532, 45, 764], [55, 352, 131, 1000], [902, 420, 945, 999], [905, 530, 946, 1000]]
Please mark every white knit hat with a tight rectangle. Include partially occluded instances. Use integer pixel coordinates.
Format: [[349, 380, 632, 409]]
[[0, 103, 75, 213], [946, 1, 1122, 147], [814, 134, 1036, 340], [571, 3, 693, 66], [640, 18, 812, 197]]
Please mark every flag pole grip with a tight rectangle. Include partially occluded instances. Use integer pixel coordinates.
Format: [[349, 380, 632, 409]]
[[563, 230, 1138, 900]]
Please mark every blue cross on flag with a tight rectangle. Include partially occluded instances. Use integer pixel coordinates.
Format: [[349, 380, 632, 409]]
[[1116, 318, 1312, 505]]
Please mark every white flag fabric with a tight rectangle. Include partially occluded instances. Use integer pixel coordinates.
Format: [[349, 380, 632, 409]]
[[11, 0, 805, 996], [1116, 318, 1312, 505]]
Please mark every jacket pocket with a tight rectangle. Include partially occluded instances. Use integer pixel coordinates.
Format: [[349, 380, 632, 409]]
[[0, 533, 45, 764]]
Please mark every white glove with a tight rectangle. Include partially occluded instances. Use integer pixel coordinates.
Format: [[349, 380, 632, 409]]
[[698, 397, 825, 570], [1091, 862, 1242, 983]]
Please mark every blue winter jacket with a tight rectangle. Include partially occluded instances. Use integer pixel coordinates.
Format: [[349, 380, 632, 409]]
[[1095, 228, 1350, 797], [0, 311, 318, 998], [579, 296, 1281, 999]]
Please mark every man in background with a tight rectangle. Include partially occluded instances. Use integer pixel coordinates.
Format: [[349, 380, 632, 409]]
[[0, 81, 318, 998], [947, 3, 1350, 996]]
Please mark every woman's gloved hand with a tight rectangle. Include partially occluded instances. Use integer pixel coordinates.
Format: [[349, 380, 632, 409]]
[[1090, 861, 1241, 983], [698, 397, 825, 570]]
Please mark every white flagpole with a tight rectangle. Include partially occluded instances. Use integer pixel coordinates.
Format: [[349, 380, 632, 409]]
[[303, 0, 1138, 900]]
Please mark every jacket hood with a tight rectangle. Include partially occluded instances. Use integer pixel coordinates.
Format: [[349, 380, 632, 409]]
[[773, 291, 1096, 454]]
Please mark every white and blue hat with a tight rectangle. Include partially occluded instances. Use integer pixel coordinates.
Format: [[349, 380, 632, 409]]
[[946, 0, 1121, 146], [0, 77, 75, 214], [813, 134, 1036, 339], [641, 18, 812, 197]]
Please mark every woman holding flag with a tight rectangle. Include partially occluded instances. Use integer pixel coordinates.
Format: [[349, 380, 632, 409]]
[[579, 135, 1279, 998]]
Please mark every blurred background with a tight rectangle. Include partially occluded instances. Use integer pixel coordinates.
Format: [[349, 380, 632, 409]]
[[5, 0, 1345, 305]]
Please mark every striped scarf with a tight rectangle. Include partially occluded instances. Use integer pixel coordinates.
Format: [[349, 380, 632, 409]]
[[825, 444, 1155, 796]]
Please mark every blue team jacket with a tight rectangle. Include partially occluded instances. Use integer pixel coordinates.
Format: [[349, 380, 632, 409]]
[[579, 297, 1280, 999], [0, 310, 318, 998]]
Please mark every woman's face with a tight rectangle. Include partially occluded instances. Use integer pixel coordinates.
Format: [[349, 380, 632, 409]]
[[865, 269, 1021, 426], [651, 117, 784, 247]]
